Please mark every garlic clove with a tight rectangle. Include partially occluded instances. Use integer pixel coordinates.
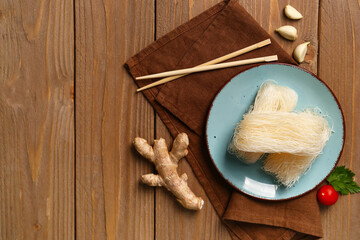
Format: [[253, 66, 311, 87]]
[[275, 26, 298, 41], [284, 5, 303, 20], [293, 42, 310, 63]]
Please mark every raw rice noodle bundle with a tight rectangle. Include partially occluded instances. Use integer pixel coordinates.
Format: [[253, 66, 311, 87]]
[[228, 81, 298, 163], [228, 81, 332, 187], [232, 111, 331, 156]]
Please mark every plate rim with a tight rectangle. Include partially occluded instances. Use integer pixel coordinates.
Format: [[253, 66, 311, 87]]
[[205, 63, 346, 201]]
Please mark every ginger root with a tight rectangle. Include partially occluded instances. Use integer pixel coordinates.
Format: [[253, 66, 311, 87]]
[[134, 133, 204, 210]]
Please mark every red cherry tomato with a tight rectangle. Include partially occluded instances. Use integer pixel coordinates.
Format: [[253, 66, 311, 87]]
[[317, 185, 339, 206]]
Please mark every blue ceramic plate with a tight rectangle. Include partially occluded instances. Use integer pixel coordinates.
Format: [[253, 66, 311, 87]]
[[206, 64, 344, 200]]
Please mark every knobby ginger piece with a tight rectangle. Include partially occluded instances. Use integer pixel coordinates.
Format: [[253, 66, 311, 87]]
[[134, 133, 204, 210]]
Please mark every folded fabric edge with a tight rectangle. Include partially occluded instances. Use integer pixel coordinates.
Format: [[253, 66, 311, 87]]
[[223, 209, 323, 238], [224, 221, 254, 240], [226, 220, 297, 240]]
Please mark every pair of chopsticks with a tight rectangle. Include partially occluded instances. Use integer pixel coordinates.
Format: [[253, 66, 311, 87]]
[[136, 39, 276, 92]]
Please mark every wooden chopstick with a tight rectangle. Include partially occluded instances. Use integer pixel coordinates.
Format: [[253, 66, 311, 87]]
[[137, 55, 278, 80], [136, 39, 272, 92]]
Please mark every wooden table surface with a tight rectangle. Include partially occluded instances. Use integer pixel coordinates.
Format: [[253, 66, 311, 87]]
[[0, 0, 359, 239]]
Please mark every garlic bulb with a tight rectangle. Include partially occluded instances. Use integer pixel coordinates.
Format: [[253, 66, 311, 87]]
[[284, 5, 303, 20], [275, 26, 298, 41], [293, 42, 310, 63]]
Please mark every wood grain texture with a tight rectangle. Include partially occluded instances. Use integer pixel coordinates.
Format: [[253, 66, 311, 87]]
[[0, 0, 74, 239], [75, 0, 107, 239], [0, 0, 358, 239], [318, 1, 360, 239], [75, 0, 155, 239]]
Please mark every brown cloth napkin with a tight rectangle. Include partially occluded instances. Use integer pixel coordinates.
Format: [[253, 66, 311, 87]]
[[125, 1, 323, 239]]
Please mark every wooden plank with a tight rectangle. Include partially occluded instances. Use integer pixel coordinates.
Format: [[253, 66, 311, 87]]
[[154, 0, 319, 239], [75, 0, 155, 239], [318, 0, 360, 239], [155, 1, 231, 239], [0, 0, 74, 239], [75, 0, 107, 239]]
